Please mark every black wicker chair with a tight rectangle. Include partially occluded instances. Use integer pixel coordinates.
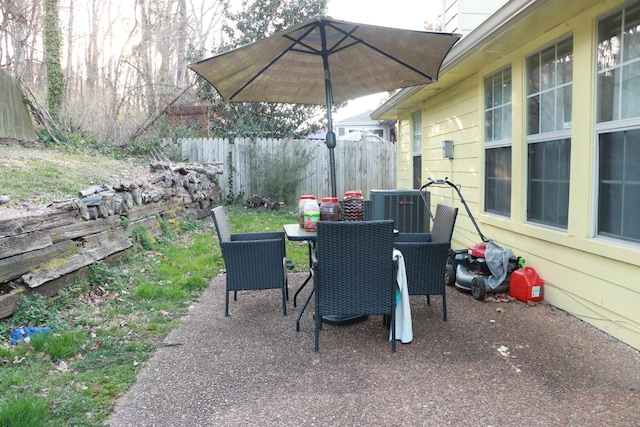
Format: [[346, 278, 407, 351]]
[[211, 207, 288, 317], [394, 204, 458, 321], [312, 220, 397, 352]]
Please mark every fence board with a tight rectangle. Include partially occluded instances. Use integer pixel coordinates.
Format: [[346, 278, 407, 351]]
[[180, 137, 396, 204]]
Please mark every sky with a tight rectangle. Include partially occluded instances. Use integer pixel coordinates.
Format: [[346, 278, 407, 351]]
[[327, 0, 441, 30], [326, 0, 443, 120]]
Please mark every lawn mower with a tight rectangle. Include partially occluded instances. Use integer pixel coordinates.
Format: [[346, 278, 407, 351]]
[[419, 178, 523, 300]]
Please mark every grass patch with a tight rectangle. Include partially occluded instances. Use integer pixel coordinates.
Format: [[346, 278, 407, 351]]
[[0, 394, 50, 427], [0, 144, 148, 208], [0, 207, 306, 425]]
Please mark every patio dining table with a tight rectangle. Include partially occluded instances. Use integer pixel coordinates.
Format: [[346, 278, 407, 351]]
[[283, 223, 412, 343], [282, 224, 320, 331]]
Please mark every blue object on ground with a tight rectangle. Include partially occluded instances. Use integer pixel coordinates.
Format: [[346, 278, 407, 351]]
[[11, 327, 52, 344]]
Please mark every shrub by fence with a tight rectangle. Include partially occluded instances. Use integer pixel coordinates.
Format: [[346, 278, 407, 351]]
[[181, 137, 397, 205]]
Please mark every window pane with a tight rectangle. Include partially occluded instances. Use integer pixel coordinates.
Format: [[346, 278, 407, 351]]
[[599, 132, 624, 180], [485, 77, 494, 109], [622, 2, 640, 62], [485, 109, 494, 140], [528, 181, 543, 221], [485, 147, 511, 216], [598, 182, 622, 235], [544, 140, 561, 180], [495, 107, 503, 140], [527, 38, 572, 135], [558, 182, 570, 226], [598, 130, 640, 242], [484, 68, 512, 142], [527, 54, 540, 93], [412, 110, 422, 155], [529, 142, 544, 179], [557, 38, 574, 84], [540, 46, 557, 90], [559, 85, 572, 129], [622, 184, 640, 239], [620, 61, 640, 119], [503, 105, 512, 140], [626, 130, 640, 181], [542, 182, 559, 223], [597, 68, 617, 122], [503, 68, 512, 104], [598, 4, 640, 122], [413, 155, 422, 189], [559, 140, 571, 180], [527, 95, 540, 135], [540, 91, 555, 133], [597, 12, 621, 71], [527, 139, 571, 228], [494, 76, 503, 106]]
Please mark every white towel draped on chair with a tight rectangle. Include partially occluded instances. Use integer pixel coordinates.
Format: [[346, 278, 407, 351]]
[[391, 249, 413, 344]]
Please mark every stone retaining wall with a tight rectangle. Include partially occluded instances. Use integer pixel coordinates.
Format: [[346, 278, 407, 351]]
[[0, 163, 222, 319]]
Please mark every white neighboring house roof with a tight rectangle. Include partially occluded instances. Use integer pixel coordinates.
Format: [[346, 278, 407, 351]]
[[336, 109, 377, 127], [338, 130, 386, 143], [307, 130, 327, 140]]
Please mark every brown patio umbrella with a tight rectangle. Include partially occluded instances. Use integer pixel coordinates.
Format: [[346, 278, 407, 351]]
[[188, 15, 460, 197]]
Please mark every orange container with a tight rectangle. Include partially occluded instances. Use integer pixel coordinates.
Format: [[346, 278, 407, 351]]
[[509, 266, 543, 302]]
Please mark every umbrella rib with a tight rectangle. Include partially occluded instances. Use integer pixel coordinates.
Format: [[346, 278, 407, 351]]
[[325, 21, 436, 81], [357, 38, 435, 81], [283, 28, 357, 56], [228, 43, 298, 101]]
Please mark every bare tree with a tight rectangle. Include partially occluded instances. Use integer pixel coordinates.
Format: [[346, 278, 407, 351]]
[[1, 0, 43, 85], [2, 0, 232, 144], [43, 0, 66, 122]]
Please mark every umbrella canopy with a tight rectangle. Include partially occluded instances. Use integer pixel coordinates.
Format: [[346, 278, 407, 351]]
[[188, 15, 460, 196]]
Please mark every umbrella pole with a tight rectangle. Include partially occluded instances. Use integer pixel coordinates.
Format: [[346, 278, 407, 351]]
[[322, 38, 338, 198], [325, 109, 337, 198]]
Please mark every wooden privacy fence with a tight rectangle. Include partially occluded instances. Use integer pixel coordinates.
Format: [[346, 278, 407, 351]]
[[180, 137, 397, 204]]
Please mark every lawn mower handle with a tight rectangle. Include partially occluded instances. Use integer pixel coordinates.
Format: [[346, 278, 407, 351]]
[[419, 177, 488, 242]]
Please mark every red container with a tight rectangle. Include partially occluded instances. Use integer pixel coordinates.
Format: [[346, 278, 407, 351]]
[[509, 266, 543, 302]]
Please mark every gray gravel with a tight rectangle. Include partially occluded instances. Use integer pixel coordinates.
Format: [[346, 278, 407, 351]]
[[108, 273, 640, 426]]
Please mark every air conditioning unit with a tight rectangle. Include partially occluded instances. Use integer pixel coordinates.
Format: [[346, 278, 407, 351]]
[[370, 189, 430, 233]]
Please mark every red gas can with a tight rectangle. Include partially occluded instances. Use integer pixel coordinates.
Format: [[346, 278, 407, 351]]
[[509, 266, 543, 302]]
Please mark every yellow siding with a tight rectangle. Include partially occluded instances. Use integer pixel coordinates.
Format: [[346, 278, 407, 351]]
[[395, 0, 640, 350], [396, 115, 413, 189]]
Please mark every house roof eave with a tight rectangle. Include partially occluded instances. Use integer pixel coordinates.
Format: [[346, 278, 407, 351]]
[[372, 0, 563, 119]]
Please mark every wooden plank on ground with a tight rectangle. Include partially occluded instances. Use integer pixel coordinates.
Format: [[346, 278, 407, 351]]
[[125, 199, 185, 222], [0, 231, 53, 260], [0, 209, 78, 237], [22, 237, 131, 288], [0, 288, 27, 319], [0, 240, 78, 283], [49, 214, 121, 243]]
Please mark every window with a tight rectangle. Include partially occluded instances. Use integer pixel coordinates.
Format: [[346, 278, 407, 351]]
[[528, 139, 571, 227], [484, 67, 512, 216], [598, 131, 640, 241], [485, 147, 512, 214], [412, 110, 422, 189], [526, 38, 573, 228], [596, 3, 640, 242]]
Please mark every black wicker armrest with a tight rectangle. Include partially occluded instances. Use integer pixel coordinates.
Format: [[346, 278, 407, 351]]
[[231, 231, 285, 241], [221, 238, 285, 263], [395, 232, 433, 243]]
